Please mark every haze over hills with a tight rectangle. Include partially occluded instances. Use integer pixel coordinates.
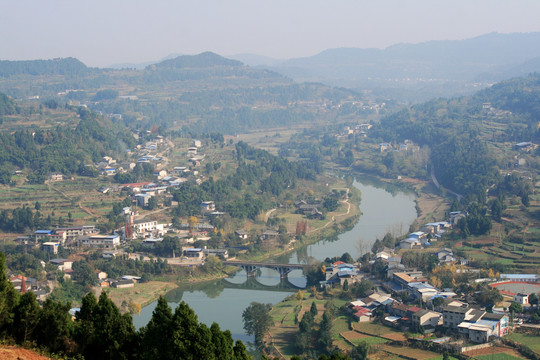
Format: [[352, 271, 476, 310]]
[[9, 32, 540, 103], [0, 52, 366, 135], [232, 32, 540, 102]]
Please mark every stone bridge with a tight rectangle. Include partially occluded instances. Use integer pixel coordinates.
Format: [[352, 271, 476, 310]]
[[221, 276, 304, 291], [223, 261, 309, 280]]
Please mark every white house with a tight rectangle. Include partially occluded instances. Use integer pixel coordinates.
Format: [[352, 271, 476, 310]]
[[82, 234, 120, 249], [513, 293, 529, 305]]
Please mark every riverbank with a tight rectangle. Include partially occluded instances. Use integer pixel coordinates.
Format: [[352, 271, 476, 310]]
[[103, 280, 178, 309], [354, 172, 449, 231], [107, 182, 362, 311]]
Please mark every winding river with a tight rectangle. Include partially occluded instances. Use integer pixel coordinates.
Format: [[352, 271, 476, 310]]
[[132, 177, 417, 343]]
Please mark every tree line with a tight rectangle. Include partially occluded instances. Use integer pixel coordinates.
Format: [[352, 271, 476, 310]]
[[0, 107, 136, 183], [171, 141, 321, 220], [0, 252, 251, 359]]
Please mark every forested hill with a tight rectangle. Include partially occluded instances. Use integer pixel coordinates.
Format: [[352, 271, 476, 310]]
[[0, 54, 365, 134], [374, 73, 540, 198], [0, 106, 136, 184], [150, 51, 244, 69], [0, 93, 17, 116], [264, 32, 540, 102], [0, 58, 90, 77], [475, 73, 540, 121]]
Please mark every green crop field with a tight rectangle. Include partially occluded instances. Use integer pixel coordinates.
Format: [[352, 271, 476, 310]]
[[506, 333, 540, 354], [475, 353, 524, 360]]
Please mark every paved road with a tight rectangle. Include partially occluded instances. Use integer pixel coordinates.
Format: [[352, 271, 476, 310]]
[[431, 166, 463, 201]]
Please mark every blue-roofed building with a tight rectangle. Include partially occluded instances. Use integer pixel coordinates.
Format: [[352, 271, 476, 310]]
[[499, 273, 539, 282], [34, 230, 54, 241], [323, 263, 361, 287]]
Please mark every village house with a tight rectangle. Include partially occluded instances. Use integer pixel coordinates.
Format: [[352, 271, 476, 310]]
[[133, 219, 159, 233], [96, 270, 108, 280], [450, 211, 467, 226], [392, 271, 428, 292], [49, 173, 64, 182], [34, 230, 54, 241], [261, 230, 280, 241], [154, 169, 168, 179], [437, 248, 456, 263], [412, 309, 442, 332], [499, 273, 539, 283], [55, 225, 98, 241], [323, 262, 362, 287], [442, 305, 509, 342], [42, 241, 59, 254], [50, 258, 73, 272], [81, 234, 120, 249], [112, 279, 135, 289], [183, 247, 204, 260], [409, 282, 438, 302], [398, 237, 423, 249], [235, 229, 248, 239], [201, 201, 216, 212], [513, 293, 529, 305], [135, 193, 152, 207], [142, 238, 163, 248], [515, 142, 537, 152], [172, 166, 190, 175], [457, 312, 509, 343], [203, 248, 229, 259]]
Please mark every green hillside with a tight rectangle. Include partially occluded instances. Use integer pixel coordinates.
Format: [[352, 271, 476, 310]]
[[0, 55, 367, 134]]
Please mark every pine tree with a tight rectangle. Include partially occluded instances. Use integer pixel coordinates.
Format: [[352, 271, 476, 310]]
[[13, 292, 40, 343], [310, 301, 318, 316], [140, 296, 174, 360], [35, 299, 73, 353], [0, 252, 19, 337]]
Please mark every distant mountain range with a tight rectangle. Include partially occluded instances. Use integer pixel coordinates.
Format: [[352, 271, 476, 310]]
[[4, 32, 540, 103], [232, 32, 540, 102]]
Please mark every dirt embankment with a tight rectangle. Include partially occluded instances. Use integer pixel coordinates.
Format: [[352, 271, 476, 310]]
[[0, 346, 53, 360]]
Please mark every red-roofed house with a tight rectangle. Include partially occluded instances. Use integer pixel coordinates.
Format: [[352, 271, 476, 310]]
[[353, 307, 373, 322]]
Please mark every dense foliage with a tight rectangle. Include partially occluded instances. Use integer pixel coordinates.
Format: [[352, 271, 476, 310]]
[[0, 107, 136, 182], [0, 92, 17, 115], [0, 58, 90, 77], [0, 252, 251, 359], [171, 141, 320, 219]]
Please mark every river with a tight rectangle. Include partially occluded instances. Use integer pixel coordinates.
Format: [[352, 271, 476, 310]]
[[132, 177, 417, 343]]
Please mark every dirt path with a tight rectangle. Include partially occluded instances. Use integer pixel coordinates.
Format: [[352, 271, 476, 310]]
[[78, 200, 97, 216], [306, 196, 351, 235], [0, 346, 51, 360], [48, 183, 70, 200], [264, 208, 277, 222]]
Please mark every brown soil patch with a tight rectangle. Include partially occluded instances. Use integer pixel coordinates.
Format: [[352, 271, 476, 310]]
[[341, 330, 369, 340], [463, 344, 525, 358], [380, 344, 440, 360], [468, 238, 497, 244], [0, 346, 53, 360], [381, 332, 407, 341]]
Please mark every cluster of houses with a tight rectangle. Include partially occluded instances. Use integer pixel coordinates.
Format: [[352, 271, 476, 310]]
[[397, 212, 467, 250], [345, 281, 510, 344], [379, 139, 417, 153], [322, 261, 363, 287], [294, 200, 324, 219], [334, 123, 373, 140], [336, 205, 524, 344], [9, 275, 48, 302]]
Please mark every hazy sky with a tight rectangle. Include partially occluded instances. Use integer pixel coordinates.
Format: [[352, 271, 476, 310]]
[[2, 0, 540, 67]]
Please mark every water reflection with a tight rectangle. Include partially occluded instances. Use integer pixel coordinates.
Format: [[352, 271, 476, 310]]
[[135, 176, 417, 343]]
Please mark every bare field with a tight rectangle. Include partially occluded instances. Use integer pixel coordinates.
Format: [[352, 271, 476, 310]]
[[103, 281, 178, 309]]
